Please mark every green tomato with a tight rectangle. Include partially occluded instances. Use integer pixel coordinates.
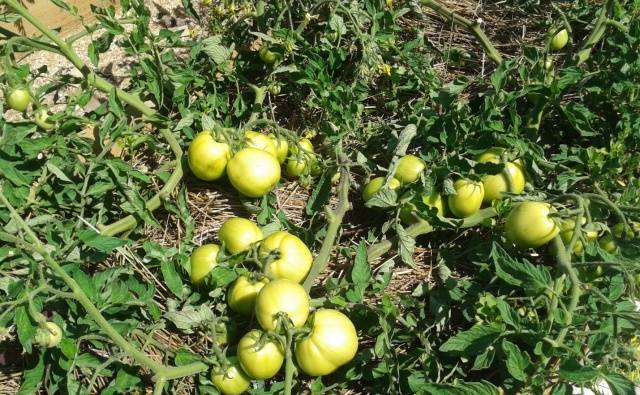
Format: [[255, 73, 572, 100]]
[[393, 155, 425, 185], [295, 309, 358, 376], [211, 358, 251, 395], [34, 108, 55, 130], [237, 329, 285, 379], [218, 217, 263, 255], [558, 219, 599, 255], [362, 177, 401, 202], [6, 87, 31, 112], [599, 234, 617, 253], [259, 231, 313, 283], [477, 148, 526, 203], [254, 279, 309, 331], [285, 139, 316, 178], [505, 202, 559, 248], [190, 244, 220, 284], [227, 148, 281, 197], [34, 321, 62, 348], [550, 28, 568, 51], [268, 134, 289, 164], [244, 131, 278, 158], [228, 275, 269, 315], [447, 179, 484, 218], [259, 46, 279, 64], [188, 131, 231, 181]]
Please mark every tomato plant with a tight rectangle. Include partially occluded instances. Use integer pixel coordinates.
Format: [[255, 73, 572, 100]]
[[254, 279, 310, 331], [6, 86, 30, 112], [505, 202, 560, 248], [259, 231, 313, 283], [211, 358, 251, 395], [227, 275, 269, 315], [447, 178, 484, 217], [188, 131, 231, 181], [227, 147, 281, 197], [190, 244, 221, 284]]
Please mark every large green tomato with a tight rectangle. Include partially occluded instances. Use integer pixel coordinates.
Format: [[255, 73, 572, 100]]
[[362, 177, 401, 202], [190, 244, 220, 284], [447, 179, 484, 218], [259, 231, 312, 283], [237, 329, 285, 379], [227, 275, 269, 315], [211, 358, 251, 395], [393, 154, 425, 184], [218, 217, 263, 255], [295, 309, 358, 376], [188, 132, 231, 181], [505, 202, 559, 248], [255, 279, 309, 331], [227, 148, 281, 197], [285, 139, 316, 178], [269, 134, 289, 164], [34, 322, 62, 348], [550, 28, 569, 51], [34, 108, 55, 130], [245, 131, 278, 158], [7, 88, 31, 112], [477, 148, 525, 203]]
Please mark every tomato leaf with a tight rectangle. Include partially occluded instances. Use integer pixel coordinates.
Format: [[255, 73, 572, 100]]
[[78, 229, 129, 253], [440, 323, 504, 354], [502, 339, 531, 382], [17, 352, 44, 395]]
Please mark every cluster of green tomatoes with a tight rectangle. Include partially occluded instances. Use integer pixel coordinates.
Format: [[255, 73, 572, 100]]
[[189, 217, 358, 395], [188, 129, 318, 198], [4, 86, 55, 130]]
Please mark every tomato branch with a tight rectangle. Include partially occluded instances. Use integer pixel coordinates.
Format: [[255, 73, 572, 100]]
[[302, 151, 351, 292], [420, 0, 503, 65], [366, 207, 498, 262], [0, 188, 209, 381], [575, 0, 615, 66]]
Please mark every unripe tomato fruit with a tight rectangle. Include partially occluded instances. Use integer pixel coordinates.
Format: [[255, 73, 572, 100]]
[[269, 134, 289, 164], [599, 234, 617, 253], [6, 88, 31, 112], [505, 202, 559, 248], [218, 217, 263, 255], [447, 179, 484, 218], [188, 132, 231, 181], [227, 148, 281, 197], [259, 46, 279, 64], [244, 131, 278, 158], [34, 108, 55, 130], [550, 28, 568, 51], [34, 321, 62, 348], [211, 357, 251, 395], [228, 275, 269, 315], [237, 329, 285, 379], [259, 231, 313, 283], [285, 139, 316, 178], [295, 309, 358, 376], [612, 222, 636, 240], [477, 148, 525, 203], [362, 177, 401, 202], [393, 155, 425, 184], [190, 244, 220, 284], [255, 279, 309, 331]]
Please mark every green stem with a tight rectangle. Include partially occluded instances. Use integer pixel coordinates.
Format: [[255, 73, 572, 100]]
[[367, 207, 498, 262], [247, 84, 267, 124], [0, 190, 209, 380], [575, 0, 614, 66], [421, 0, 503, 65], [302, 154, 351, 292], [550, 236, 582, 347], [283, 327, 295, 395], [153, 376, 166, 395]]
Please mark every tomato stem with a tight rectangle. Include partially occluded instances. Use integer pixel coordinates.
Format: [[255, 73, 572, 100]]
[[367, 207, 498, 262], [283, 325, 295, 395], [302, 152, 351, 292], [420, 0, 503, 65]]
